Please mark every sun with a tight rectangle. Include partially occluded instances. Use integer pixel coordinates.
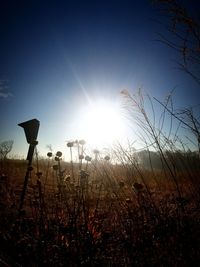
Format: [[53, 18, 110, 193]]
[[78, 99, 125, 148]]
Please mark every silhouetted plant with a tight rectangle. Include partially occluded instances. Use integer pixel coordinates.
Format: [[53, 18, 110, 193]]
[[1, 108, 200, 266], [154, 0, 200, 85], [0, 140, 14, 160]]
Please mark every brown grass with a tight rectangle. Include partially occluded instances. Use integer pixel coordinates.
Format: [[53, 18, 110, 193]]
[[0, 153, 200, 266]]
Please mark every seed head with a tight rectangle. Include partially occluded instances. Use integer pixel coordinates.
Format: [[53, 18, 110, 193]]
[[133, 182, 143, 192], [79, 154, 84, 160], [55, 156, 59, 161], [80, 169, 89, 178], [79, 139, 86, 145], [53, 165, 58, 171], [56, 151, 62, 157], [36, 171, 42, 177], [85, 155, 92, 162], [47, 152, 53, 158], [64, 175, 70, 182], [93, 149, 100, 154], [67, 141, 74, 148], [104, 155, 110, 161]]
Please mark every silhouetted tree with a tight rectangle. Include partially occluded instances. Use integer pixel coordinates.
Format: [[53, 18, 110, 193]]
[[0, 140, 14, 159], [137, 150, 164, 170]]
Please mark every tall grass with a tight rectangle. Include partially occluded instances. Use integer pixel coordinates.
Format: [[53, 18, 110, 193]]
[[0, 90, 200, 266]]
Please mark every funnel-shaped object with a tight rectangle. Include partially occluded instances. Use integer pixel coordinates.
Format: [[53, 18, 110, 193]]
[[18, 119, 40, 144]]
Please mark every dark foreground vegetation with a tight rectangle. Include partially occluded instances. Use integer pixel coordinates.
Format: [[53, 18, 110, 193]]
[[1, 139, 200, 266], [1, 88, 200, 266]]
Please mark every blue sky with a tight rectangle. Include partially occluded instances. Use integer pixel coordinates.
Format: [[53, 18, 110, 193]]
[[0, 0, 199, 158]]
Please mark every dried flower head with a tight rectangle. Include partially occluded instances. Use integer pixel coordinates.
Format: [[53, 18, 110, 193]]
[[79, 154, 84, 160], [53, 165, 58, 171], [133, 182, 143, 192], [36, 171, 42, 177], [85, 155, 92, 162], [56, 151, 62, 157], [80, 169, 89, 178], [64, 175, 70, 182], [79, 139, 86, 145], [47, 152, 53, 158], [55, 156, 59, 161], [104, 155, 110, 161], [67, 141, 74, 147]]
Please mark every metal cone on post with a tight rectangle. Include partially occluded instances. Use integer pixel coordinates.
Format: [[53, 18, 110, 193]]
[[18, 118, 40, 215]]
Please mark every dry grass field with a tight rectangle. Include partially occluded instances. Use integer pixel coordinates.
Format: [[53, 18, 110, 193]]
[[1, 92, 200, 266], [0, 145, 200, 266]]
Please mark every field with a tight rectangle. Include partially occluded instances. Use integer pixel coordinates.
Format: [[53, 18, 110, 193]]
[[1, 91, 200, 266], [0, 145, 200, 266]]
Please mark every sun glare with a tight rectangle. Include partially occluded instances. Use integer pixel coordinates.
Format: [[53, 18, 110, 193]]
[[78, 99, 125, 148]]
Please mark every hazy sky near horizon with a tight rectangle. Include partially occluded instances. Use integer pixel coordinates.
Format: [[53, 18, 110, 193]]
[[0, 0, 200, 158]]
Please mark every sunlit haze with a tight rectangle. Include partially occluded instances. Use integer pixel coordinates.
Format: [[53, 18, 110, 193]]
[[76, 98, 126, 148]]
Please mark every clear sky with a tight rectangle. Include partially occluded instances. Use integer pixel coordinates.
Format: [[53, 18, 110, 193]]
[[0, 0, 199, 159]]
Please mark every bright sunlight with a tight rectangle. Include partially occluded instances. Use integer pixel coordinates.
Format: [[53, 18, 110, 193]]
[[77, 99, 126, 148]]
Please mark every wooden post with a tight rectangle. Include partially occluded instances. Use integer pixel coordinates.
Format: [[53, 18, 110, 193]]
[[18, 119, 40, 215]]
